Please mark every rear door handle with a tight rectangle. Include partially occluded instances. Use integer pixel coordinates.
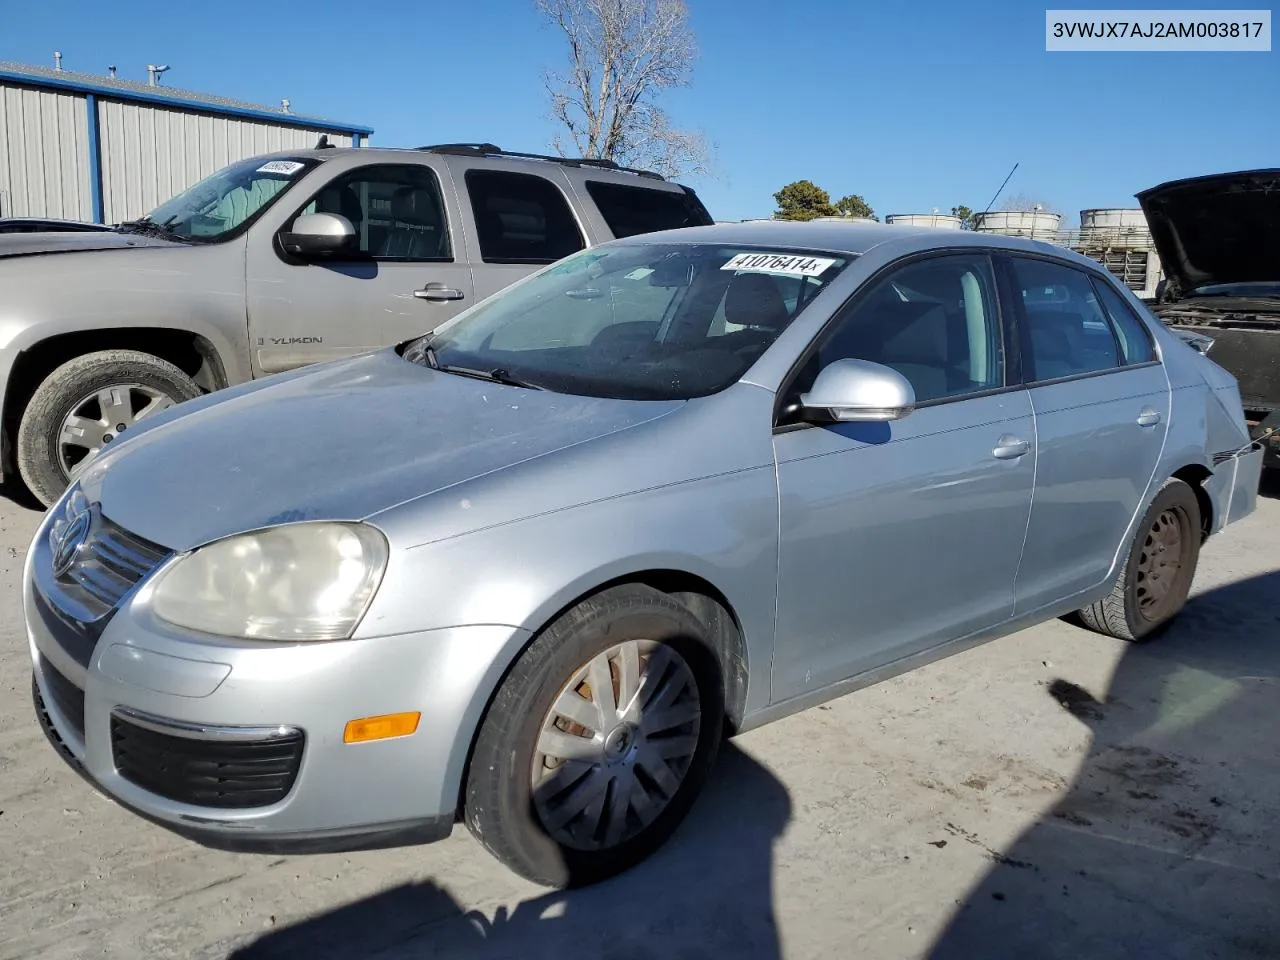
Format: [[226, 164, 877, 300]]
[[414, 283, 465, 302], [1137, 407, 1162, 427], [993, 435, 1031, 460]]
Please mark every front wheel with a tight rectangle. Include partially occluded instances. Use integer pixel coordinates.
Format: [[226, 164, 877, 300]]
[[1077, 478, 1202, 642], [16, 350, 201, 507], [463, 585, 724, 887]]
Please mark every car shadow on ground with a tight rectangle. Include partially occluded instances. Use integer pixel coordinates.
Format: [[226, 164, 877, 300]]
[[930, 570, 1280, 960], [228, 742, 791, 960], [0, 477, 42, 513]]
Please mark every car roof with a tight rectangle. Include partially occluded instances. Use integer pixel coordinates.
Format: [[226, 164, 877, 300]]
[[619, 219, 1103, 264], [254, 145, 694, 191]]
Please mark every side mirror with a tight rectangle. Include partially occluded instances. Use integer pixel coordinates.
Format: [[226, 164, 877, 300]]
[[800, 359, 916, 422], [280, 212, 356, 258]]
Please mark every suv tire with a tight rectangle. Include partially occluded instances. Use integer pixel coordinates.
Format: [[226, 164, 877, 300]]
[[17, 350, 200, 507]]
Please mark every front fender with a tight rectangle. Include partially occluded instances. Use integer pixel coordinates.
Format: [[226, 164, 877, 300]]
[[0, 243, 253, 430], [361, 465, 781, 725]]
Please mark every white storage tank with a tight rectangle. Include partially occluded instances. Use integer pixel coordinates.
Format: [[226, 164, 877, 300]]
[[973, 210, 1062, 237], [1078, 208, 1152, 249], [885, 213, 963, 229]]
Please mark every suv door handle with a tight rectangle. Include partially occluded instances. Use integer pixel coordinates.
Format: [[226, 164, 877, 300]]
[[1137, 407, 1162, 427], [414, 283, 465, 302], [992, 435, 1031, 460]]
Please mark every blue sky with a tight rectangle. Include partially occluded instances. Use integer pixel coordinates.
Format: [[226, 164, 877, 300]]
[[1, 0, 1275, 223]]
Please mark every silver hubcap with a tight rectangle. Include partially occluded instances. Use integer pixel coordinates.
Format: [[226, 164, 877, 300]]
[[58, 384, 174, 479], [531, 639, 702, 852]]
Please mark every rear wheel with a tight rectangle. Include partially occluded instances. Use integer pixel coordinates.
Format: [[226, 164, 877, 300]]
[[1077, 478, 1201, 642], [463, 584, 724, 888], [16, 350, 200, 507]]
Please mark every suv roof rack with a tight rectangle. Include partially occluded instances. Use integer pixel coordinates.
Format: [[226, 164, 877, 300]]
[[415, 143, 666, 181]]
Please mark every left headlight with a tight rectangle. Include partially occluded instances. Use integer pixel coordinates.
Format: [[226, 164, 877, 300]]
[[150, 522, 389, 641]]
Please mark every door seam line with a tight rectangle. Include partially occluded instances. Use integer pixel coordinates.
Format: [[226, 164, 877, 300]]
[[1010, 392, 1038, 618]]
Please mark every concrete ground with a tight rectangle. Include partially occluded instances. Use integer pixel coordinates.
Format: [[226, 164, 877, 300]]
[[1, 483, 1277, 960]]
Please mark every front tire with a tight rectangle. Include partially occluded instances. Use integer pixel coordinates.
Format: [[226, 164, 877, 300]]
[[463, 584, 724, 888], [1077, 478, 1202, 642], [16, 350, 200, 507]]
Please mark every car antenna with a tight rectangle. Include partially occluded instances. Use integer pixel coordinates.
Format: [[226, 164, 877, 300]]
[[981, 162, 1019, 215], [315, 134, 332, 149]]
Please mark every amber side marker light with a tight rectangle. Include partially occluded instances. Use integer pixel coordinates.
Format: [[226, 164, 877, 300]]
[[344, 712, 421, 744]]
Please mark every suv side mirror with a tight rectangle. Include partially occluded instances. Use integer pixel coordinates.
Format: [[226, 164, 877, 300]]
[[800, 359, 916, 422], [280, 212, 356, 258]]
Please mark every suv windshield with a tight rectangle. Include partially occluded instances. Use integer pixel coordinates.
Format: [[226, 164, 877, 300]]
[[127, 156, 319, 241], [410, 243, 850, 400]]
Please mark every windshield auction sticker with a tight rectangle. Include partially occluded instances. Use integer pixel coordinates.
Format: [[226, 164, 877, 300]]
[[721, 253, 837, 277], [256, 160, 307, 176], [1046, 9, 1271, 51]]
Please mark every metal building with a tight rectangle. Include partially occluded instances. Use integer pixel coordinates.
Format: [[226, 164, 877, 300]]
[[0, 58, 372, 224]]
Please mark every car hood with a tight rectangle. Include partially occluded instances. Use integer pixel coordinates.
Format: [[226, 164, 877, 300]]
[[76, 350, 683, 551], [1136, 169, 1280, 294], [0, 230, 174, 259]]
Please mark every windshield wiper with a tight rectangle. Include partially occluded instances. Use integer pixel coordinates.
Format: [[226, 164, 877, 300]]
[[436, 364, 545, 390], [403, 335, 439, 369], [405, 335, 543, 389], [116, 215, 188, 241]]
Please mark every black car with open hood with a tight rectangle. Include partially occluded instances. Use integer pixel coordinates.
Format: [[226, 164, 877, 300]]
[[1138, 168, 1280, 469]]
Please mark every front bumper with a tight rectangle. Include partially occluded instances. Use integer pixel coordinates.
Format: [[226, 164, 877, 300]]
[[25, 508, 525, 854], [30, 673, 452, 854]]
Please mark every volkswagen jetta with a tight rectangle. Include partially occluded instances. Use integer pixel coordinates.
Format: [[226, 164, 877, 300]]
[[26, 221, 1262, 886]]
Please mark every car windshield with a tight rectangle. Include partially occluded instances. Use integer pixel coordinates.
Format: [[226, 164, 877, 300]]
[[128, 156, 319, 241], [1188, 281, 1280, 300], [411, 243, 851, 400]]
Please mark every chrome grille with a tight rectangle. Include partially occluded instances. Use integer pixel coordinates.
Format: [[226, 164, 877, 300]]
[[53, 510, 169, 620]]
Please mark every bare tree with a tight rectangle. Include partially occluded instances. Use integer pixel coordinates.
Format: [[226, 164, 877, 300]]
[[537, 0, 711, 178], [999, 192, 1060, 214]]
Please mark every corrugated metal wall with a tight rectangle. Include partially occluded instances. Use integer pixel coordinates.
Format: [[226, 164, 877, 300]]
[[0, 85, 92, 219], [98, 101, 353, 223]]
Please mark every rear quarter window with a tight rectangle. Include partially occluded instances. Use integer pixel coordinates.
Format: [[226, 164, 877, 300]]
[[585, 180, 714, 239]]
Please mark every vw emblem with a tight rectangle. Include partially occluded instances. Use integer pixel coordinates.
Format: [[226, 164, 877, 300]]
[[50, 502, 93, 578]]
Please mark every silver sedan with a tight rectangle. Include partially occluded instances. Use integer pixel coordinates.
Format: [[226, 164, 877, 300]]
[[26, 222, 1263, 887]]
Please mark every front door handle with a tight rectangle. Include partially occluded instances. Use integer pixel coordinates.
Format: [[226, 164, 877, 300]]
[[1137, 407, 1162, 427], [414, 283, 465, 302], [993, 435, 1031, 460]]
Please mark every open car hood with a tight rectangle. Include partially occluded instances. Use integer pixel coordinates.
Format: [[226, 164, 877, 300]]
[[1136, 169, 1280, 295]]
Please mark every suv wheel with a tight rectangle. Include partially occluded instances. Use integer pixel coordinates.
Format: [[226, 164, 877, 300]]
[[16, 350, 201, 507], [464, 584, 724, 887]]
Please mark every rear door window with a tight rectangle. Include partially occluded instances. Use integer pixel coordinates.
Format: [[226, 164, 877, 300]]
[[1008, 257, 1123, 381], [464, 170, 585, 264], [585, 180, 714, 239]]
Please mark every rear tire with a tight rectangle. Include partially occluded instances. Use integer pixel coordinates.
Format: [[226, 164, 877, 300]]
[[1077, 478, 1201, 642], [463, 584, 724, 888], [16, 350, 200, 507]]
